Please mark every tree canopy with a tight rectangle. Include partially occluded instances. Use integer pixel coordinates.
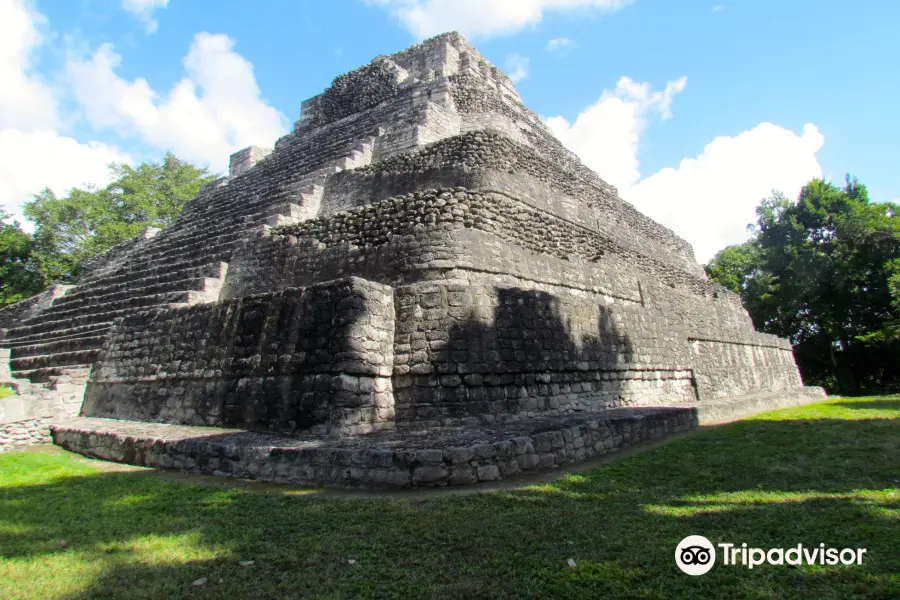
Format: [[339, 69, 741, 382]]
[[0, 209, 43, 305], [706, 176, 900, 395], [1, 153, 214, 301]]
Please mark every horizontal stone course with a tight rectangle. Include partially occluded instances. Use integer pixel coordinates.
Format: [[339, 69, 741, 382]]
[[273, 187, 723, 299], [53, 407, 698, 488], [1, 417, 53, 452], [82, 277, 396, 435], [325, 130, 700, 275], [50, 387, 824, 487]]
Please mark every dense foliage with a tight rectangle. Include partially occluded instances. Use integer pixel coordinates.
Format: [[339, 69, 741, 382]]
[[706, 176, 900, 395], [0, 154, 213, 303], [0, 210, 43, 305]]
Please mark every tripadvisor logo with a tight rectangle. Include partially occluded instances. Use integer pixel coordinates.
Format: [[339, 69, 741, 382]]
[[675, 535, 716, 576], [675, 535, 867, 576]]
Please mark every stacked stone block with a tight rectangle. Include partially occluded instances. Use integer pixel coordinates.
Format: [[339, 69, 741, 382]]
[[83, 278, 395, 435], [2, 31, 824, 484]]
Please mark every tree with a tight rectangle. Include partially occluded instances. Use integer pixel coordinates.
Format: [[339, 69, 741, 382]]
[[706, 176, 900, 395], [24, 153, 214, 283], [105, 153, 214, 227], [0, 211, 43, 305], [704, 239, 762, 295]]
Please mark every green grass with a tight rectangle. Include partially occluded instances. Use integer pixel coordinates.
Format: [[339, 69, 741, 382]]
[[0, 385, 15, 399], [1, 397, 898, 600]]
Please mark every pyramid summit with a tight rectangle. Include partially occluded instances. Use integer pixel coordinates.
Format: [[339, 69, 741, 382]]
[[0, 32, 823, 485]]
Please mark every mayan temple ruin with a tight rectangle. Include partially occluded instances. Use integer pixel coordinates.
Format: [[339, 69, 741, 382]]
[[0, 32, 824, 486]]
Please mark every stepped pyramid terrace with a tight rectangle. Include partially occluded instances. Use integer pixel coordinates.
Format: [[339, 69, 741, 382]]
[[0, 32, 824, 486]]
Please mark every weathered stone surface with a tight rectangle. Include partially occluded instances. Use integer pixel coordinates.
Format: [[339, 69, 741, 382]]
[[50, 389, 825, 488], [0, 417, 53, 452], [2, 31, 824, 473]]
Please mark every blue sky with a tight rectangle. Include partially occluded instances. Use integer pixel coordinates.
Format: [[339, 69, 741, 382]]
[[1, 0, 897, 262]]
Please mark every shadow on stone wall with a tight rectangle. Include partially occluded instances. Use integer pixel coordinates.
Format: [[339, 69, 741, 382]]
[[83, 279, 395, 436], [395, 286, 640, 423]]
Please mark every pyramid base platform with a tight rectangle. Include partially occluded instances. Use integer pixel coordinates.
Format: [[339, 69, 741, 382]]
[[52, 387, 825, 489], [692, 387, 826, 424]]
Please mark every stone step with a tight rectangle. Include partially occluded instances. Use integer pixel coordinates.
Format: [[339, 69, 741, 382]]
[[10, 349, 101, 372], [168, 193, 283, 227], [108, 141, 364, 256], [5, 304, 168, 339], [51, 407, 697, 489], [177, 195, 276, 223], [159, 203, 279, 239], [0, 323, 113, 347], [74, 261, 227, 294], [150, 225, 244, 252], [51, 277, 215, 312], [119, 233, 231, 265], [99, 254, 231, 284], [24, 291, 192, 326], [134, 227, 245, 262], [10, 364, 93, 384], [10, 335, 107, 360], [113, 240, 237, 275], [173, 165, 340, 225], [264, 185, 325, 227]]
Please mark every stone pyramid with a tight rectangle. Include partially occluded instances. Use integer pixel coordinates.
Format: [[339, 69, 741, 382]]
[[0, 32, 823, 484]]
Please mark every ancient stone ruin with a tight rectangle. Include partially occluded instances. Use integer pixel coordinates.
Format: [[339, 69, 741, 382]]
[[0, 32, 823, 485]]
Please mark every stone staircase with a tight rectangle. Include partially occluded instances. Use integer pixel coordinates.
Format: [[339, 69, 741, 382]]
[[0, 129, 384, 388], [266, 135, 379, 227], [0, 93, 396, 454], [1, 268, 227, 381]]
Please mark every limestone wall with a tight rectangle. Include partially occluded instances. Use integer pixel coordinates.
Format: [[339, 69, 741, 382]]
[[217, 196, 803, 430], [226, 188, 723, 301], [82, 278, 395, 435], [1, 417, 53, 452], [319, 131, 701, 275], [387, 275, 801, 427], [391, 279, 697, 427]]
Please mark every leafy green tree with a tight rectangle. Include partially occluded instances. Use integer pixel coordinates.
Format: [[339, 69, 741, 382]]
[[105, 153, 214, 227], [705, 239, 762, 295], [707, 176, 900, 395], [24, 153, 214, 283], [0, 211, 43, 305]]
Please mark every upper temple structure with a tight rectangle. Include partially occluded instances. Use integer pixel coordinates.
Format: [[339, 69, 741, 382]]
[[0, 33, 823, 486]]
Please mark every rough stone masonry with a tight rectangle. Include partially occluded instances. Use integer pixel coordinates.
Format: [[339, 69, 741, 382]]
[[0, 32, 824, 484]]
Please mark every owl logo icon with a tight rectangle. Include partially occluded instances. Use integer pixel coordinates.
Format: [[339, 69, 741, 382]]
[[675, 535, 716, 576]]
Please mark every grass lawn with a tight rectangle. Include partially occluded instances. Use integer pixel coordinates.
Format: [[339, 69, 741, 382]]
[[0, 397, 897, 599], [0, 385, 15, 399]]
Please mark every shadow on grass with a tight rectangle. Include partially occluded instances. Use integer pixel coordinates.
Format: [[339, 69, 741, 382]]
[[832, 399, 900, 411], [1, 415, 898, 600]]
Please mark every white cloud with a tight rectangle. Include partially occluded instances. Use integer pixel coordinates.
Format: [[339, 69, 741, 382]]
[[506, 53, 530, 82], [631, 123, 824, 262], [121, 0, 169, 33], [65, 32, 288, 174], [713, 4, 725, 12], [0, 0, 57, 131], [546, 37, 575, 53], [369, 0, 632, 39], [0, 0, 131, 223], [0, 130, 132, 227], [546, 75, 687, 191], [546, 77, 824, 263]]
